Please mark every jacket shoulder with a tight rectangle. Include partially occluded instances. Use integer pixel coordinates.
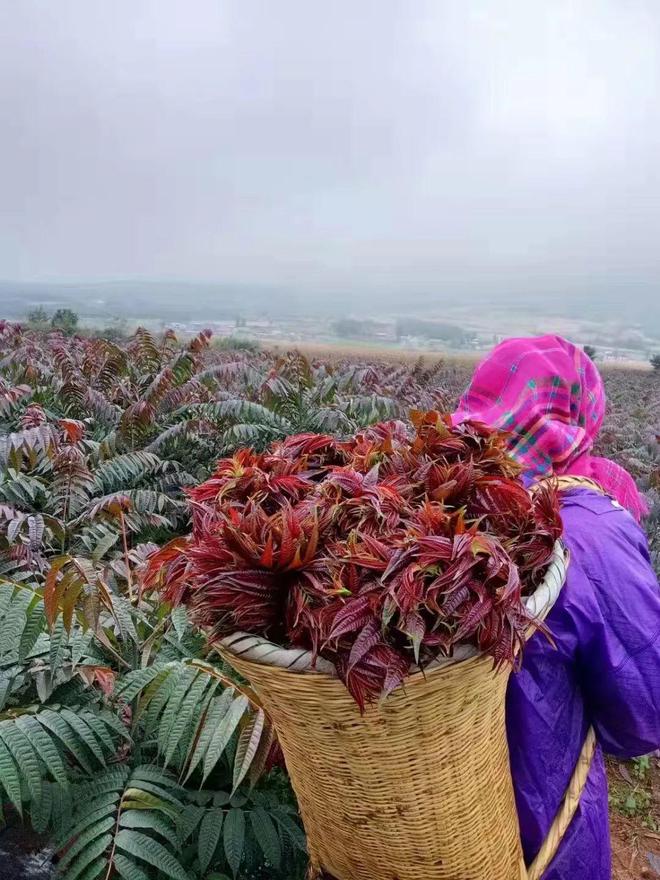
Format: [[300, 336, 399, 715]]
[[559, 488, 643, 543]]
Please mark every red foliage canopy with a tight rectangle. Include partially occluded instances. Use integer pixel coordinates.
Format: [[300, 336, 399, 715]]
[[145, 412, 562, 709]]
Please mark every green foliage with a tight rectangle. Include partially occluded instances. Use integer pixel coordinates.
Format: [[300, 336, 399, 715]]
[[26, 306, 50, 327], [0, 324, 309, 878], [0, 415, 190, 618], [583, 344, 597, 361], [395, 317, 474, 346], [0, 325, 217, 614], [0, 326, 405, 490], [609, 756, 659, 831], [0, 580, 130, 817], [172, 351, 401, 456], [651, 353, 660, 370], [100, 319, 129, 342], [51, 309, 79, 335], [214, 337, 260, 353], [0, 578, 307, 879]]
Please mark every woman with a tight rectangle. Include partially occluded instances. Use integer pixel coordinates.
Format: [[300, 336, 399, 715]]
[[454, 335, 660, 879]]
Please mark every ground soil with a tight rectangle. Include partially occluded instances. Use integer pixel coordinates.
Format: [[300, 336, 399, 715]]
[[610, 756, 660, 880], [0, 821, 54, 880]]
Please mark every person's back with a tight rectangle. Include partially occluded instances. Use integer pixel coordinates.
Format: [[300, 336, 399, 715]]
[[508, 488, 660, 878], [454, 335, 660, 878]]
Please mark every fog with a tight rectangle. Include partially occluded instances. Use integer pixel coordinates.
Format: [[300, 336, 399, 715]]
[[1, 0, 659, 312]]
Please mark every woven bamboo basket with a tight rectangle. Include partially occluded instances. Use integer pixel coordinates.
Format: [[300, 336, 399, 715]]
[[219, 537, 595, 880]]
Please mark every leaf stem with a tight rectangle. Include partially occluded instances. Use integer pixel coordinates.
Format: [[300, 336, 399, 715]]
[[118, 509, 133, 601], [187, 659, 263, 711], [103, 789, 125, 880]]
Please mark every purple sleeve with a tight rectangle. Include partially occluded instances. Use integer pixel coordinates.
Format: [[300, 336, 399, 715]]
[[562, 493, 660, 758]]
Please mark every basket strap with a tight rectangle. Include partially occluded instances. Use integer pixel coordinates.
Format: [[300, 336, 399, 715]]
[[525, 478, 601, 876], [530, 475, 607, 496], [526, 726, 597, 880]]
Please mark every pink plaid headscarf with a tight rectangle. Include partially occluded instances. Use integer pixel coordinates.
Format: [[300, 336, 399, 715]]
[[454, 335, 648, 522]]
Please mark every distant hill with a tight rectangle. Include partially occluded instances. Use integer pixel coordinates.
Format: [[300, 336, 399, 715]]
[[0, 278, 658, 339], [0, 279, 305, 322]]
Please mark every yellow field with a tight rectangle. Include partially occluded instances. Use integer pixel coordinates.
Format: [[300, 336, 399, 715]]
[[261, 338, 652, 372], [263, 338, 481, 366]]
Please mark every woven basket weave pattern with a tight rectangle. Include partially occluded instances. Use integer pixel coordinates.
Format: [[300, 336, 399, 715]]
[[226, 650, 526, 880]]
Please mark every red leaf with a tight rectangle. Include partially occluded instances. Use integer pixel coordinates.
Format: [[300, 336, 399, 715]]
[[327, 595, 373, 641], [348, 618, 382, 671]]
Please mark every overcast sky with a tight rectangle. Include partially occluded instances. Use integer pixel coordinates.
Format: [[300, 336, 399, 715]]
[[1, 0, 659, 298]]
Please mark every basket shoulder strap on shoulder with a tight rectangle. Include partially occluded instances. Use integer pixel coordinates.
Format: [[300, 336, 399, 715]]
[[525, 474, 600, 878], [531, 475, 607, 496]]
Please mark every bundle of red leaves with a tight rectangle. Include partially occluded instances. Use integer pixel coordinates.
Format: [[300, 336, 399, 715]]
[[146, 412, 563, 709]]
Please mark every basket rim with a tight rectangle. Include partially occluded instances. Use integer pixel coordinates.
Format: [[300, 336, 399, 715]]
[[217, 540, 568, 679]]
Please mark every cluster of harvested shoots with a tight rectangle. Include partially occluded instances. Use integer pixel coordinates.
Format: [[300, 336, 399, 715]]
[[147, 412, 562, 709]]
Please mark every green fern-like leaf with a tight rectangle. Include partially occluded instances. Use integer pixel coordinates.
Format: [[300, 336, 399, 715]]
[[223, 808, 246, 878], [198, 807, 224, 873], [183, 689, 234, 782], [202, 695, 249, 785], [50, 782, 74, 838], [0, 720, 42, 804], [58, 707, 108, 765], [0, 587, 31, 660], [54, 792, 121, 850], [14, 714, 69, 787], [176, 803, 205, 845], [250, 807, 282, 869], [0, 732, 23, 814], [163, 672, 214, 767], [35, 708, 121, 775], [115, 829, 191, 880], [145, 419, 212, 454], [92, 451, 166, 495], [57, 816, 115, 872], [55, 764, 190, 880], [113, 853, 152, 880], [36, 709, 94, 773], [139, 666, 177, 730], [80, 709, 119, 755], [232, 709, 265, 793], [119, 808, 176, 840], [19, 598, 46, 660], [60, 833, 113, 880], [272, 806, 308, 853], [29, 778, 55, 833], [156, 666, 199, 758], [0, 705, 128, 822], [115, 664, 166, 703]]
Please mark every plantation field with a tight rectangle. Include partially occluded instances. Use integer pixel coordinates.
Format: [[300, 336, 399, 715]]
[[0, 321, 658, 879], [266, 339, 654, 371], [260, 339, 481, 366]]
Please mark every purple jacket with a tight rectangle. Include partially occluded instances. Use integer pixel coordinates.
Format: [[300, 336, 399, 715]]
[[507, 488, 660, 878]]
